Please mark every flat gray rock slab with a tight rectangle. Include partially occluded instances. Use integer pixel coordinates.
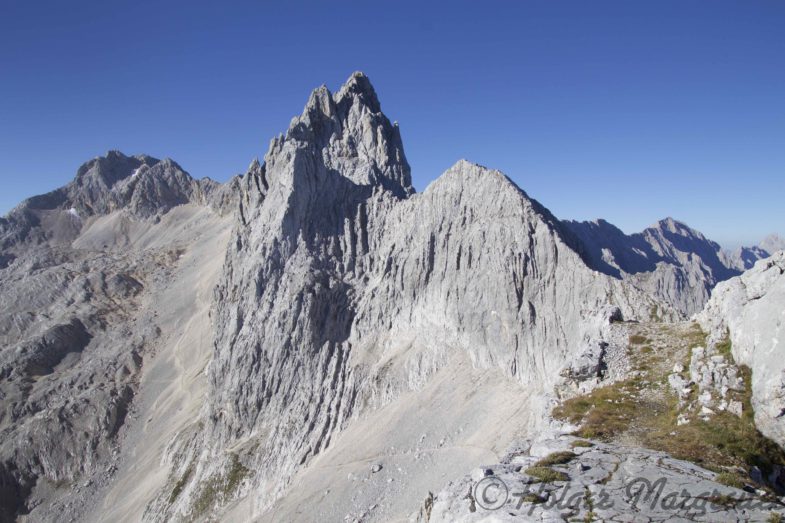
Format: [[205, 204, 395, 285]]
[[419, 438, 785, 522]]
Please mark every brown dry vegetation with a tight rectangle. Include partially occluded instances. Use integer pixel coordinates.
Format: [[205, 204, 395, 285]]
[[524, 466, 569, 483], [554, 322, 785, 488]]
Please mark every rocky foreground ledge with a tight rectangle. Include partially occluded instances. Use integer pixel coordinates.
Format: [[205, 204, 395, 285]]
[[416, 435, 785, 522]]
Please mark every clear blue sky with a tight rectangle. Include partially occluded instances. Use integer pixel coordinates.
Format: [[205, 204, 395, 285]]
[[1, 1, 783, 247]]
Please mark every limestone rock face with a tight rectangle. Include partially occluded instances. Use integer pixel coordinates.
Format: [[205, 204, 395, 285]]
[[0, 151, 219, 251], [565, 217, 742, 317], [0, 154, 232, 522], [416, 436, 784, 522], [666, 344, 746, 424], [152, 72, 664, 521], [697, 251, 785, 447]]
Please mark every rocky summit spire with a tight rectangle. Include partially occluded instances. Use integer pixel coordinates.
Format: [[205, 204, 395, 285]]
[[270, 71, 413, 201], [335, 71, 381, 113]]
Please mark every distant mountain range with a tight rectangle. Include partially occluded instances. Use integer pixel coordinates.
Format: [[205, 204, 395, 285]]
[[564, 217, 783, 316]]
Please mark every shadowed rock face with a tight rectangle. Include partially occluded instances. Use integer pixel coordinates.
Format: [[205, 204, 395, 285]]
[[0, 318, 92, 379], [564, 217, 744, 317], [725, 234, 784, 271], [729, 245, 770, 271], [564, 219, 785, 317]]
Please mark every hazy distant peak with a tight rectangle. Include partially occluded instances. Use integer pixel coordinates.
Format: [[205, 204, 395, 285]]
[[760, 233, 785, 254]]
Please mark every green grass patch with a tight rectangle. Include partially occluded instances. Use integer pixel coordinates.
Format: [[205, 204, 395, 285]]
[[715, 472, 746, 489], [192, 454, 252, 516], [647, 410, 785, 476], [685, 323, 707, 345], [521, 493, 546, 504], [629, 334, 648, 345], [716, 335, 734, 362], [534, 451, 577, 466], [553, 380, 640, 440], [168, 464, 194, 504], [707, 494, 740, 508], [554, 322, 785, 492], [524, 466, 569, 483], [641, 364, 785, 479], [570, 440, 594, 448]]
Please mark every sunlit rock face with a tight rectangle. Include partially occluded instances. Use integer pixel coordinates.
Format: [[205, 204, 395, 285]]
[[0, 148, 232, 522], [152, 72, 664, 521], [698, 251, 785, 448]]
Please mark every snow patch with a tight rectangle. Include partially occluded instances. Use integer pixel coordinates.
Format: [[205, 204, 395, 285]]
[[68, 207, 80, 219]]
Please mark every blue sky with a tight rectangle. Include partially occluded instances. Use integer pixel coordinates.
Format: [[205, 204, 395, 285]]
[[1, 1, 783, 247]]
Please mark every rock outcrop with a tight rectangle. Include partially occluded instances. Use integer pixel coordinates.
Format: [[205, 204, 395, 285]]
[[698, 251, 785, 448], [416, 435, 784, 522], [667, 344, 746, 423]]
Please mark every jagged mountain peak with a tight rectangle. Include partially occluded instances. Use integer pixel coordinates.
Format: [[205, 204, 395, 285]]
[[73, 150, 159, 191], [257, 72, 413, 205], [643, 217, 727, 262], [648, 216, 704, 238], [438, 159, 504, 182], [437, 159, 547, 197], [289, 72, 383, 140], [335, 70, 381, 113], [728, 245, 770, 271], [5, 70, 785, 523], [584, 218, 626, 233], [0, 151, 216, 250], [427, 160, 523, 209], [434, 160, 549, 216], [430, 160, 593, 266], [724, 233, 785, 271], [431, 161, 540, 215], [68, 152, 202, 218], [247, 157, 261, 172], [565, 215, 740, 315]]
